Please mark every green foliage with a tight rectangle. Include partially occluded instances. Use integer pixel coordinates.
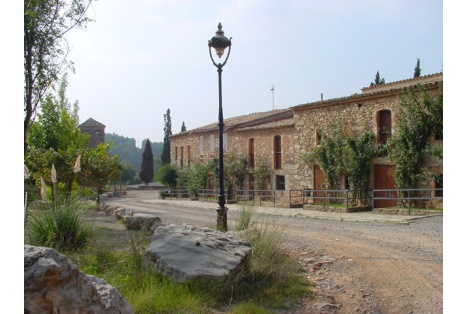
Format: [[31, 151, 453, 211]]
[[235, 203, 255, 231], [139, 139, 154, 185], [24, 0, 93, 153], [225, 151, 249, 191], [119, 164, 139, 185], [26, 197, 89, 251], [79, 142, 122, 189], [157, 164, 178, 188], [370, 70, 385, 86], [181, 121, 187, 132], [341, 132, 374, 196], [303, 120, 374, 195], [26, 74, 89, 196], [414, 58, 422, 78], [161, 109, 172, 165], [387, 83, 443, 190], [302, 122, 344, 189], [253, 159, 270, 190]]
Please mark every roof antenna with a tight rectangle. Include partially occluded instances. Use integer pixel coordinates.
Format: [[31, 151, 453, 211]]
[[271, 85, 275, 109]]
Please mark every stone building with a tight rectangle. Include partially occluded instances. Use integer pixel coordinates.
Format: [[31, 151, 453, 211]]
[[169, 73, 443, 206], [79, 117, 106, 148]]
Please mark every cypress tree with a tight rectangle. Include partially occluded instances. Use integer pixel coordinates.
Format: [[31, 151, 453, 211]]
[[140, 138, 154, 185], [181, 121, 187, 132], [414, 58, 421, 78], [161, 109, 172, 165]]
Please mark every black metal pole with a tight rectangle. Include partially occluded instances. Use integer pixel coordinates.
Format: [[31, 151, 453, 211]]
[[216, 65, 228, 231]]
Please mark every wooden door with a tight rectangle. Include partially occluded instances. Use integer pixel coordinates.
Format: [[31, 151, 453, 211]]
[[314, 165, 325, 203], [374, 165, 397, 208]]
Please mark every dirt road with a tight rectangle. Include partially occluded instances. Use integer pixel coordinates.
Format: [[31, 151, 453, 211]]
[[103, 190, 443, 314]]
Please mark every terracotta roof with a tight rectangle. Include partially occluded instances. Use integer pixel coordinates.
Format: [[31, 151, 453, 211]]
[[292, 72, 443, 111], [79, 117, 106, 128], [171, 108, 293, 137], [236, 118, 295, 132]]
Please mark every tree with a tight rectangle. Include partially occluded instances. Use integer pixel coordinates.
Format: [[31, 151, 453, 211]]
[[161, 109, 172, 164], [80, 142, 122, 203], [157, 164, 178, 189], [370, 70, 385, 87], [24, 0, 93, 154], [386, 83, 443, 191], [414, 58, 422, 78], [26, 74, 89, 197], [181, 121, 187, 132], [139, 139, 154, 185]]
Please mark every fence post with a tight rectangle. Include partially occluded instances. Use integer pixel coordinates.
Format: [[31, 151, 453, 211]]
[[407, 190, 411, 215]]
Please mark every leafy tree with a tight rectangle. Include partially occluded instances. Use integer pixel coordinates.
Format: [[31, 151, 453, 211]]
[[414, 58, 421, 78], [24, 0, 93, 154], [252, 158, 270, 191], [181, 121, 187, 132], [79, 142, 122, 202], [26, 74, 88, 197], [161, 109, 172, 164], [139, 139, 154, 185], [386, 83, 443, 191], [225, 151, 249, 198], [370, 70, 385, 87], [157, 164, 178, 189]]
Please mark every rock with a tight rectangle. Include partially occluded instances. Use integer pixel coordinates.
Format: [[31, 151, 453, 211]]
[[113, 207, 133, 219], [28, 200, 49, 209], [24, 245, 134, 314], [142, 224, 252, 282], [122, 213, 162, 231]]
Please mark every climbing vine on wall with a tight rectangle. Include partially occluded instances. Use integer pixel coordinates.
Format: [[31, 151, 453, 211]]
[[302, 119, 374, 196], [386, 83, 443, 190]]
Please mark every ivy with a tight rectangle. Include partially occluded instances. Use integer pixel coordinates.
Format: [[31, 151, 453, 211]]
[[386, 83, 443, 190], [302, 119, 374, 202]]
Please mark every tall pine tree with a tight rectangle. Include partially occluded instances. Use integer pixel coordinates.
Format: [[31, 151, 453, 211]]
[[181, 121, 187, 132], [161, 109, 172, 165], [139, 138, 154, 185], [414, 58, 421, 78], [370, 70, 385, 87]]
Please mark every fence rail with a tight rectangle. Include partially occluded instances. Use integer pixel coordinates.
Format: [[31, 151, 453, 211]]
[[162, 188, 443, 212], [372, 188, 443, 214]]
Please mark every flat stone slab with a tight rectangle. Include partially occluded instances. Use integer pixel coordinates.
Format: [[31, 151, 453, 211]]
[[142, 224, 252, 282]]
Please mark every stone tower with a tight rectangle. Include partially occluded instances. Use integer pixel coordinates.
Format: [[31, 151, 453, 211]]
[[79, 117, 106, 148]]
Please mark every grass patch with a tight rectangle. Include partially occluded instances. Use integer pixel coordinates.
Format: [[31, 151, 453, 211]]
[[36, 205, 311, 313], [25, 197, 90, 251]]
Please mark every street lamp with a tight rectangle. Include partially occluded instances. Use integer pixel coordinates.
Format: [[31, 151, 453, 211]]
[[208, 23, 232, 232]]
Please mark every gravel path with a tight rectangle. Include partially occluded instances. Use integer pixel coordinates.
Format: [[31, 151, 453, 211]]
[[103, 191, 443, 314]]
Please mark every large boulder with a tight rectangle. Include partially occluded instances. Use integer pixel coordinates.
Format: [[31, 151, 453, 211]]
[[24, 245, 134, 314], [142, 224, 252, 283], [122, 213, 163, 231]]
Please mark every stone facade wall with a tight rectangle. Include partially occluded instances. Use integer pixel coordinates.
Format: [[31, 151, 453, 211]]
[[170, 73, 443, 195]]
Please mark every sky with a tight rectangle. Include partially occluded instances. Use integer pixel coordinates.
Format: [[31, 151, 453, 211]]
[[62, 0, 444, 147]]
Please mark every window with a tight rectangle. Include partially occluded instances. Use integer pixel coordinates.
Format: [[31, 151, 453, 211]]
[[274, 135, 282, 169], [223, 133, 228, 150], [200, 136, 204, 153], [276, 175, 285, 190], [180, 146, 184, 168], [378, 110, 392, 144], [175, 146, 178, 161], [210, 135, 215, 152], [248, 138, 255, 168], [187, 146, 191, 167], [316, 129, 322, 145]]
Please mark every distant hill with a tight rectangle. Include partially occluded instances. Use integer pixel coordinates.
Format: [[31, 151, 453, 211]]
[[106, 133, 163, 176]]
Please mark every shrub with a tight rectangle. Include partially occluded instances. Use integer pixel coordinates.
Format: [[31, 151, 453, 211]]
[[26, 197, 89, 251]]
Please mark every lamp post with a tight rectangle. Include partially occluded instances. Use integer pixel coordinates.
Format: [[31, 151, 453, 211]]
[[208, 23, 232, 232]]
